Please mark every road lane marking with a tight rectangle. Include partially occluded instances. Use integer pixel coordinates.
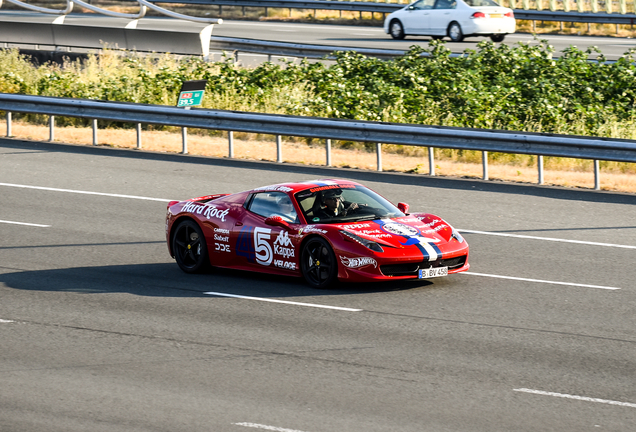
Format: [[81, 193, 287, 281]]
[[204, 292, 362, 311], [463, 272, 620, 290], [234, 423, 309, 432], [0, 319, 15, 323], [0, 182, 171, 202], [458, 229, 636, 250], [514, 388, 636, 408], [0, 219, 50, 227]]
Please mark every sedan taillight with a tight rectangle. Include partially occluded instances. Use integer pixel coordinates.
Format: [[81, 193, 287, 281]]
[[505, 11, 514, 18], [471, 11, 486, 18]]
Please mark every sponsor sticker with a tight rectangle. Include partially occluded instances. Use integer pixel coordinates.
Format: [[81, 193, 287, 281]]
[[182, 202, 229, 222], [340, 255, 377, 269]]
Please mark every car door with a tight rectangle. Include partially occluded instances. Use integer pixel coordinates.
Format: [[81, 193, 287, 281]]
[[232, 191, 300, 274], [401, 0, 435, 34], [428, 0, 458, 35]]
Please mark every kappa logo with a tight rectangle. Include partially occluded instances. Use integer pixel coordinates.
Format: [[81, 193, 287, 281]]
[[274, 230, 293, 247]]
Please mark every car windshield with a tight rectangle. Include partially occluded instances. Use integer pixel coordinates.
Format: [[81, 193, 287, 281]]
[[295, 185, 405, 224], [463, 0, 501, 6]]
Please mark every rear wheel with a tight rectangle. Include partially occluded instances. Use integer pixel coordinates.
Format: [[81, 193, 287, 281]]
[[490, 34, 505, 42], [301, 237, 338, 289], [448, 22, 464, 42], [172, 220, 210, 273], [389, 20, 405, 40]]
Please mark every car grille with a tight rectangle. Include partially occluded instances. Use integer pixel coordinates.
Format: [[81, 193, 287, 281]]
[[380, 255, 467, 277]]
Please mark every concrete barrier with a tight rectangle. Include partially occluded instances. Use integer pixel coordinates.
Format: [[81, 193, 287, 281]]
[[0, 13, 214, 56]]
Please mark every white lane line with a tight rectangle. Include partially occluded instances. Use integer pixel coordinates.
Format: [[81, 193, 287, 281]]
[[234, 423, 309, 432], [462, 272, 620, 290], [0, 319, 15, 323], [0, 182, 171, 202], [0, 219, 50, 227], [204, 292, 362, 312], [458, 229, 636, 250], [514, 388, 636, 409]]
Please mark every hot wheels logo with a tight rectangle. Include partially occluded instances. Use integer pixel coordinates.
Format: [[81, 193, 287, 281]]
[[340, 256, 377, 269]]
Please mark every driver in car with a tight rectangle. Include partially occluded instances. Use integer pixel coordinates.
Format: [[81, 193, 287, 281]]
[[315, 189, 360, 219]]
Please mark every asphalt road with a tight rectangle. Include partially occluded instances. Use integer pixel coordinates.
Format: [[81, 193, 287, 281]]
[[1, 138, 635, 432], [213, 19, 636, 61], [2, 10, 636, 62]]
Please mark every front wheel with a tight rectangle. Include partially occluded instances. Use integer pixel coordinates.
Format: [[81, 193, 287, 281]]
[[490, 34, 505, 42], [389, 20, 405, 40], [172, 220, 210, 273], [448, 22, 464, 42], [300, 237, 338, 289]]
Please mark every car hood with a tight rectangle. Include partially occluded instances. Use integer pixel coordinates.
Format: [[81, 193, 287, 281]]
[[329, 214, 455, 248]]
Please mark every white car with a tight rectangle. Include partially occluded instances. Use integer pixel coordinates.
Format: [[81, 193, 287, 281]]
[[384, 0, 515, 42]]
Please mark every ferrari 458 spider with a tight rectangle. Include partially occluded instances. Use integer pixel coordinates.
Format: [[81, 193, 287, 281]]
[[166, 179, 469, 288]]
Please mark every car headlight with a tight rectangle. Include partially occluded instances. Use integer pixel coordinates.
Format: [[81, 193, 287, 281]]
[[341, 230, 384, 253], [451, 228, 464, 243]]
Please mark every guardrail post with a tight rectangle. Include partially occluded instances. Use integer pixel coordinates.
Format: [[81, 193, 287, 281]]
[[276, 135, 282, 163], [594, 160, 600, 190], [136, 123, 142, 149], [49, 115, 54, 142], [6, 112, 11, 137], [482, 151, 489, 180], [182, 127, 188, 154], [326, 139, 332, 166], [591, 0, 598, 13], [92, 119, 98, 145], [538, 155, 544, 184], [577, 0, 585, 12], [606, 0, 613, 13], [228, 131, 234, 158], [376, 143, 382, 172], [428, 147, 435, 176]]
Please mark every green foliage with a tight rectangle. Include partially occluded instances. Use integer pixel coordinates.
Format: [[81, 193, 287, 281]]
[[3, 38, 636, 139]]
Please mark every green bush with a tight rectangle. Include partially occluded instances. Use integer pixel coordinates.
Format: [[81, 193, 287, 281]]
[[2, 39, 636, 171]]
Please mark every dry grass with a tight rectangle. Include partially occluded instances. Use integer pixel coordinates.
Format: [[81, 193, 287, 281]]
[[4, 120, 635, 193]]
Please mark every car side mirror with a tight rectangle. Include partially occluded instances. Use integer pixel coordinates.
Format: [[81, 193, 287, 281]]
[[397, 202, 409, 214], [265, 216, 291, 229]]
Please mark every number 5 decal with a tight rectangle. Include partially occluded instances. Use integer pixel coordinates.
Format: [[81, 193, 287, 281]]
[[254, 227, 273, 266]]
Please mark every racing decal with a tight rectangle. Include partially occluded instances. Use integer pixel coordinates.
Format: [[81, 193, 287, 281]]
[[376, 220, 442, 261], [254, 227, 273, 266], [182, 202, 229, 222], [253, 185, 293, 193], [299, 225, 328, 235], [236, 227, 295, 265], [340, 256, 377, 269], [235, 226, 256, 262], [213, 227, 231, 253], [274, 230, 295, 259], [274, 260, 297, 270]]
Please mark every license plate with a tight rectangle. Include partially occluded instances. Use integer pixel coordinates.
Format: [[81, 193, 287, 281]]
[[418, 267, 448, 279], [489, 13, 503, 18]]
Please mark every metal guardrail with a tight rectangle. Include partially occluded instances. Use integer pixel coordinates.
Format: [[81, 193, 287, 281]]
[[1, 0, 223, 23], [2, 93, 635, 189]]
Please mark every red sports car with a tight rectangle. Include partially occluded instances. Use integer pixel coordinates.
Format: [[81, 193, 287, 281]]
[[165, 179, 469, 288]]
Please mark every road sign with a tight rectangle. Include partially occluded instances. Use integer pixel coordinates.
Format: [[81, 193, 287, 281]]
[[177, 80, 207, 108], [177, 90, 204, 107]]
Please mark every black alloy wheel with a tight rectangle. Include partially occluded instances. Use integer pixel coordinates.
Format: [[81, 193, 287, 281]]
[[490, 34, 505, 42], [389, 20, 405, 40], [172, 220, 210, 273], [300, 237, 338, 289], [448, 22, 464, 42]]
